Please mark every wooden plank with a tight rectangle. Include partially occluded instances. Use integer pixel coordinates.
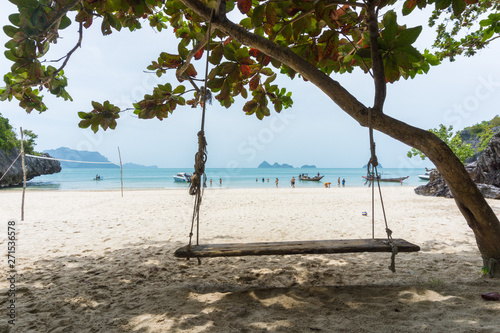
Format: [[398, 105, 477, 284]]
[[174, 238, 420, 258]]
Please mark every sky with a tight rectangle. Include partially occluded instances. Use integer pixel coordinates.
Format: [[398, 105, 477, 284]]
[[1, 2, 499, 169]]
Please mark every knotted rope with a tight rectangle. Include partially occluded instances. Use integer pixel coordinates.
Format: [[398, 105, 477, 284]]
[[185, 5, 219, 262], [366, 108, 398, 272]]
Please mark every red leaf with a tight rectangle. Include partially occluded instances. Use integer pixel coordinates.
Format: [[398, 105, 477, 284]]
[[340, 23, 352, 34], [240, 64, 252, 76], [224, 37, 232, 46], [194, 48, 204, 60], [287, 7, 299, 16], [262, 56, 271, 66], [249, 48, 259, 57], [249, 75, 260, 91], [185, 64, 198, 77], [405, 0, 418, 9], [237, 0, 251, 14]]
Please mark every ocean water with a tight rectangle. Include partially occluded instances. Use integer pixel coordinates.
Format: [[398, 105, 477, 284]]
[[22, 167, 430, 191]]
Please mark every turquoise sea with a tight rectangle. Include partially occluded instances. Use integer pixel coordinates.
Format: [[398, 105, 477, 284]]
[[23, 167, 429, 190]]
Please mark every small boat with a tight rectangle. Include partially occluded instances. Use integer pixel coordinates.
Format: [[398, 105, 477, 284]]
[[173, 172, 192, 183], [362, 174, 409, 182], [418, 173, 430, 181], [298, 173, 324, 181]]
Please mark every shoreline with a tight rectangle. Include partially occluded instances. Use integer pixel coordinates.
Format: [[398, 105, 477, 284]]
[[1, 187, 499, 332], [1, 183, 416, 192]]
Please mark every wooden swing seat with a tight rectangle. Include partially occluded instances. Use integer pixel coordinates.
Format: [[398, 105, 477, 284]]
[[174, 238, 420, 258]]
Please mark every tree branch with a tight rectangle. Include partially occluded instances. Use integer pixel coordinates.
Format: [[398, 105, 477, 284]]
[[176, 0, 224, 90], [366, 0, 386, 112], [21, 22, 83, 93], [181, 0, 368, 123]]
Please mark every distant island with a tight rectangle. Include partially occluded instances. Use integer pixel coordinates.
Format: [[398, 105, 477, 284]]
[[44, 147, 157, 169], [300, 165, 316, 168], [123, 163, 158, 169], [258, 161, 294, 168]]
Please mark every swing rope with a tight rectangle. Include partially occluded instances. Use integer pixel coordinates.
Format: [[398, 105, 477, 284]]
[[186, 7, 216, 256], [367, 108, 398, 272]]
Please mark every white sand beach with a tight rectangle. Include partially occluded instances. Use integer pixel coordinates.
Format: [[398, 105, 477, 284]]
[[1, 187, 500, 332]]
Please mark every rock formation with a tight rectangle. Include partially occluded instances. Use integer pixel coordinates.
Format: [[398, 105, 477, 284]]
[[0, 148, 61, 187], [258, 161, 294, 168], [415, 132, 500, 199]]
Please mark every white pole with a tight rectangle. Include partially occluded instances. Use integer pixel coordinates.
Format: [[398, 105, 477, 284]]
[[20, 127, 26, 221], [118, 147, 123, 197]]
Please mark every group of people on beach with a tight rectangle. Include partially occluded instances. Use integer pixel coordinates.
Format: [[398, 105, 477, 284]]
[[208, 178, 222, 186], [206, 176, 346, 188]]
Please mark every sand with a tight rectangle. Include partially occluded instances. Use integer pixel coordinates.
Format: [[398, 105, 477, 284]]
[[1, 187, 500, 332]]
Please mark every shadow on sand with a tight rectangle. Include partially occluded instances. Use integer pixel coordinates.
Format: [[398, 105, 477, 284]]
[[4, 240, 500, 333]]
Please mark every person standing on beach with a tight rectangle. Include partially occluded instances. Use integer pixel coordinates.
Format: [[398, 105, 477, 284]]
[[219, 178, 222, 185], [291, 177, 295, 188], [210, 179, 212, 186], [275, 178, 279, 188], [338, 177, 340, 187], [342, 178, 345, 187]]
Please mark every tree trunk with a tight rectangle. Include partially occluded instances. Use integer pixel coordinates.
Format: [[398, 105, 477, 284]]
[[181, 0, 500, 277]]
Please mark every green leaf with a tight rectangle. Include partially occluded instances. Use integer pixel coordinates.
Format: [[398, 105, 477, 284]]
[[3, 25, 18, 38], [19, 0, 38, 9], [173, 85, 185, 94], [479, 19, 492, 27], [78, 119, 91, 129], [435, 0, 452, 10], [393, 26, 422, 47], [400, 45, 423, 61], [252, 5, 265, 27], [240, 17, 252, 29], [382, 11, 398, 42], [8, 14, 20, 26], [451, 0, 466, 16], [355, 48, 371, 58], [223, 45, 236, 61], [91, 101, 103, 111], [59, 16, 72, 30], [207, 78, 224, 90], [4, 40, 16, 49], [234, 47, 249, 62], [209, 44, 224, 65], [4, 50, 18, 62], [482, 27, 494, 42]]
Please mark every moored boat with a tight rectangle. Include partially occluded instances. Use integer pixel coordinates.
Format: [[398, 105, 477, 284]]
[[298, 173, 324, 181], [173, 172, 192, 183], [362, 174, 409, 182], [418, 173, 430, 181]]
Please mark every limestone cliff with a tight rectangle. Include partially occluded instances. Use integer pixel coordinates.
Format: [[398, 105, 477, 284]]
[[0, 148, 61, 187], [415, 132, 500, 199]]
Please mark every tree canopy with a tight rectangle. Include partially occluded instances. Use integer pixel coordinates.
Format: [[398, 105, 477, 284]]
[[0, 113, 38, 155], [1, 0, 498, 131], [407, 124, 475, 164], [0, 0, 456, 129]]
